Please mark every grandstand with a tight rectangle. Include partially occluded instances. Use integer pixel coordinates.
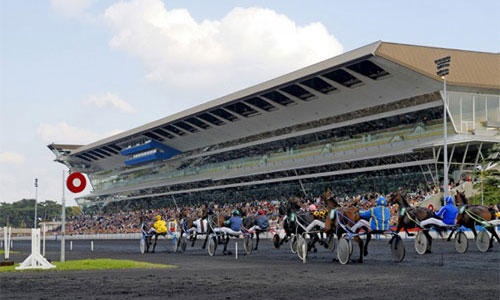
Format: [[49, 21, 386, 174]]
[[48, 41, 500, 210]]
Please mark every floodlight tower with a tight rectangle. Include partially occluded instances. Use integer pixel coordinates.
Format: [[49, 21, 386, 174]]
[[434, 56, 451, 201]]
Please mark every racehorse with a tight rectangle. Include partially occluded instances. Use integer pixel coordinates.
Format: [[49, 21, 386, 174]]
[[276, 199, 319, 253], [275, 200, 301, 248], [180, 206, 209, 248], [242, 214, 265, 251], [324, 197, 366, 262], [447, 191, 500, 249], [387, 192, 434, 250], [141, 217, 167, 253], [205, 211, 237, 254], [388, 192, 434, 235]]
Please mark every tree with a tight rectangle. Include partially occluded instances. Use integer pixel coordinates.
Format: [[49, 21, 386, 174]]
[[471, 143, 500, 205]]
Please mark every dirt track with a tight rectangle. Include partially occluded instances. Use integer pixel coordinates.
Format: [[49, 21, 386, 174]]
[[1, 237, 499, 300]]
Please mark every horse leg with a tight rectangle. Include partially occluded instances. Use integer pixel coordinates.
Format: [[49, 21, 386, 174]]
[[145, 236, 150, 253], [254, 233, 259, 251], [447, 228, 456, 242], [491, 227, 500, 243], [191, 232, 197, 247], [470, 225, 478, 240], [202, 229, 210, 249], [353, 236, 363, 263], [152, 236, 158, 253], [423, 230, 432, 253], [280, 232, 289, 246], [364, 232, 371, 256], [487, 227, 498, 249], [223, 235, 230, 255]]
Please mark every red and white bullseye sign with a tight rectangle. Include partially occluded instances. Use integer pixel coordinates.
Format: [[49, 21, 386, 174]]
[[67, 172, 86, 193]]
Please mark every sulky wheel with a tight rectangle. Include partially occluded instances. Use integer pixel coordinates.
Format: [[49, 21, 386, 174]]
[[207, 235, 217, 256], [140, 238, 146, 254], [414, 231, 428, 255], [390, 235, 405, 262], [476, 230, 490, 253], [296, 235, 308, 262], [273, 234, 281, 249], [244, 235, 253, 255], [337, 237, 351, 265], [328, 234, 337, 253], [290, 235, 298, 254], [454, 232, 468, 254]]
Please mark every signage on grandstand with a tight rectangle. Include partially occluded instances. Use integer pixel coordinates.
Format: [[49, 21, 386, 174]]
[[66, 172, 86, 193]]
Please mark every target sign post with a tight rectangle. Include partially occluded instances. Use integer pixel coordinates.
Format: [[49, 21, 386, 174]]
[[66, 172, 86, 193]]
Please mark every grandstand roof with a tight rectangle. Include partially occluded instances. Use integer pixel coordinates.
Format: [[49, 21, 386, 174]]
[[56, 41, 499, 171]]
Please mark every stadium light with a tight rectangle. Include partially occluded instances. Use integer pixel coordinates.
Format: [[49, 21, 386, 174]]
[[434, 56, 451, 201]]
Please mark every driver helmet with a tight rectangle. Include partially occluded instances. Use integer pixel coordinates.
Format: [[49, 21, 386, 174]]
[[258, 210, 264, 215], [233, 210, 239, 216], [376, 197, 387, 206], [309, 204, 317, 211], [155, 215, 162, 221], [445, 195, 454, 204]]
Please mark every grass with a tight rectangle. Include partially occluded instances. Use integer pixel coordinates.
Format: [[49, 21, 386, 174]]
[[0, 258, 176, 272], [0, 250, 20, 254]]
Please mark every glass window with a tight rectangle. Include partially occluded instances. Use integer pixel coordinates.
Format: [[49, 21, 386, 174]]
[[447, 93, 461, 131], [487, 95, 500, 123], [461, 94, 473, 122], [474, 95, 487, 124]]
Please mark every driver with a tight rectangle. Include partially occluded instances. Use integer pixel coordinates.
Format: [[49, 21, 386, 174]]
[[214, 210, 242, 235], [351, 196, 391, 232], [420, 195, 458, 228], [305, 205, 326, 232], [249, 210, 270, 232], [148, 215, 168, 235]]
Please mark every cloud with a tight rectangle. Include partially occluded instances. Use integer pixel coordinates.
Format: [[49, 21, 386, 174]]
[[104, 0, 343, 93], [50, 0, 94, 18], [37, 122, 122, 145], [0, 152, 25, 164], [83, 92, 135, 114]]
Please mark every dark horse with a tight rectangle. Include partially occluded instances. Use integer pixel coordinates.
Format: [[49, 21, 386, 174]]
[[140, 216, 166, 253], [447, 191, 500, 249], [323, 197, 366, 263], [388, 192, 434, 250], [275, 199, 320, 252], [242, 214, 267, 251]]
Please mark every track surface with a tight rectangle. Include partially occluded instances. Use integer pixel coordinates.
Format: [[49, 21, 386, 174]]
[[1, 237, 499, 300]]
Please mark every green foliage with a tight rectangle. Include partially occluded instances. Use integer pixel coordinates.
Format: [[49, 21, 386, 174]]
[[470, 143, 500, 205], [0, 200, 81, 227], [0, 259, 175, 272]]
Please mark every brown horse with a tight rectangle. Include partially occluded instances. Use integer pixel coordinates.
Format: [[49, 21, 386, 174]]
[[388, 192, 435, 251], [448, 191, 500, 249], [388, 192, 434, 235], [323, 197, 366, 263], [205, 211, 235, 254]]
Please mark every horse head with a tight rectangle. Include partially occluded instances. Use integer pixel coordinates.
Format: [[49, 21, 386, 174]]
[[455, 191, 468, 206], [325, 196, 340, 208], [388, 191, 409, 207]]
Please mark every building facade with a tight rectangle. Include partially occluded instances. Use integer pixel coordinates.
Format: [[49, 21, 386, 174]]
[[49, 42, 500, 209]]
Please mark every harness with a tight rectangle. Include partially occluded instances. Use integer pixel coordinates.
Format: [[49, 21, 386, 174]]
[[463, 207, 491, 227], [400, 207, 423, 227]]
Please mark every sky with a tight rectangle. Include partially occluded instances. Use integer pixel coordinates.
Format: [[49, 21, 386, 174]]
[[1, 0, 499, 206]]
